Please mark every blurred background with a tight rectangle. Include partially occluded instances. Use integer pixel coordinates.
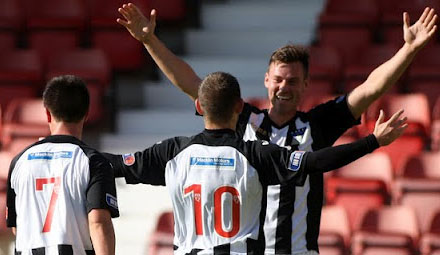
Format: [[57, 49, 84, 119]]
[[0, 0, 440, 254]]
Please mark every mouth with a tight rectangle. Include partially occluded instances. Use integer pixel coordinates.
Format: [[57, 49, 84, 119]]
[[276, 95, 292, 101]]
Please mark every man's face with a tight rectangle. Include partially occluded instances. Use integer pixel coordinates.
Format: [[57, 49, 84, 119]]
[[264, 61, 308, 113]]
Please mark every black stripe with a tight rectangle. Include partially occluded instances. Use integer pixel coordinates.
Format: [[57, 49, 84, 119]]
[[305, 173, 323, 252], [58, 245, 73, 255], [274, 183, 296, 254], [185, 249, 202, 255], [15, 249, 21, 255], [255, 114, 272, 142], [32, 247, 45, 255], [86, 250, 95, 255], [285, 122, 299, 150], [213, 243, 230, 254]]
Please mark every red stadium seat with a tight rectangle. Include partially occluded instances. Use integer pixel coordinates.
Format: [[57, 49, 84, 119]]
[[400, 152, 440, 179], [1, 98, 49, 148], [89, 0, 149, 71], [309, 46, 342, 90], [420, 210, 440, 255], [393, 179, 440, 234], [352, 206, 419, 255], [319, 205, 351, 254], [0, 151, 13, 180], [0, 33, 16, 52], [0, 85, 36, 112], [0, 0, 23, 31], [409, 46, 440, 92], [326, 152, 392, 230], [342, 44, 401, 93], [148, 211, 174, 255], [0, 49, 43, 88], [29, 31, 78, 64], [5, 137, 39, 155], [407, 81, 440, 111]]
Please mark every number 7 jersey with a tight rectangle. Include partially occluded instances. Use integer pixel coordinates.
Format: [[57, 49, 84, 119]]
[[7, 135, 119, 255]]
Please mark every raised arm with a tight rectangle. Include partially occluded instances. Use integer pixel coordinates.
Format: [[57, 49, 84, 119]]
[[117, 3, 200, 100], [89, 209, 115, 255], [347, 7, 438, 119], [305, 110, 407, 173]]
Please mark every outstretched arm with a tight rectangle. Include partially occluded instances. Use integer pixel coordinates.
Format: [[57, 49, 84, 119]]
[[117, 3, 200, 101], [305, 110, 407, 173], [347, 7, 438, 119]]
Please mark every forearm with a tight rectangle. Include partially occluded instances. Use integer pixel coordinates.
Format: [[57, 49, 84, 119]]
[[143, 35, 201, 100], [305, 134, 379, 173], [89, 210, 115, 255], [348, 43, 417, 118]]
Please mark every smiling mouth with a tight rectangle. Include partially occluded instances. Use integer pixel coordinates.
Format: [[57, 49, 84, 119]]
[[276, 95, 292, 101]]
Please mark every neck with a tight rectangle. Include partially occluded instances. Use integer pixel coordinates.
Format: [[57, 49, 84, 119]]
[[204, 118, 236, 131], [267, 107, 297, 126], [49, 121, 83, 140]]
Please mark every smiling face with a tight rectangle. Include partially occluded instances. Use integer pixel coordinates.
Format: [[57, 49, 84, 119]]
[[264, 61, 308, 117]]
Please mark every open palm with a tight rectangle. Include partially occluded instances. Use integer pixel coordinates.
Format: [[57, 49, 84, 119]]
[[117, 3, 157, 43], [404, 7, 438, 50]]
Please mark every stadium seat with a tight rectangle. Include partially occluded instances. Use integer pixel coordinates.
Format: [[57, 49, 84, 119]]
[[29, 31, 78, 64], [342, 44, 401, 93], [0, 49, 43, 88], [432, 98, 440, 151], [45, 48, 111, 123], [420, 210, 440, 255], [1, 98, 49, 147], [393, 179, 440, 233], [0, 33, 15, 52], [357, 247, 413, 255], [0, 151, 13, 180], [89, 0, 149, 71], [400, 152, 440, 179], [407, 81, 440, 111], [5, 137, 39, 156], [409, 46, 440, 84], [0, 85, 36, 112], [309, 46, 342, 89], [326, 152, 392, 230], [319, 205, 351, 254], [352, 206, 419, 255], [0, 0, 23, 32], [148, 211, 174, 255]]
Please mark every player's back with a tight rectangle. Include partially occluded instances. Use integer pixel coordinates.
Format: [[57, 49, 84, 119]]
[[8, 136, 98, 255]]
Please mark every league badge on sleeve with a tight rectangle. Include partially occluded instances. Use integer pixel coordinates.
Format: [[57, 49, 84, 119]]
[[288, 151, 305, 172], [122, 153, 135, 166]]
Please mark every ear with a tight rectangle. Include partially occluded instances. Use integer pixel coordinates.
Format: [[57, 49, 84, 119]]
[[195, 98, 203, 115], [264, 71, 270, 88], [236, 98, 244, 113], [45, 108, 52, 123]]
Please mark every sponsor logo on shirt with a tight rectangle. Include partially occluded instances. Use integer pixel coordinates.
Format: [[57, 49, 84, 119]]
[[122, 153, 135, 166], [28, 151, 72, 160], [190, 157, 235, 171], [288, 151, 305, 172], [290, 127, 306, 137], [106, 193, 118, 210]]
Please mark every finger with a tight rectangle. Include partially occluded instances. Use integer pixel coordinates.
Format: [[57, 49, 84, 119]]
[[403, 12, 410, 29], [118, 8, 130, 21], [427, 14, 438, 31], [419, 7, 430, 24], [424, 8, 435, 26], [116, 18, 129, 28], [387, 109, 405, 125], [393, 117, 408, 128], [129, 3, 143, 17], [428, 25, 438, 37], [150, 9, 157, 26]]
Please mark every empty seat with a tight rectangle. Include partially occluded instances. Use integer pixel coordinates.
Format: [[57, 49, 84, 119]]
[[1, 98, 49, 147], [420, 210, 440, 255], [0, 0, 23, 31], [309, 46, 342, 90], [407, 81, 440, 111], [0, 49, 43, 88], [148, 211, 174, 255], [326, 152, 392, 230], [0, 85, 36, 111], [0, 33, 15, 52], [0, 151, 13, 180], [400, 152, 440, 179], [29, 31, 78, 64], [342, 44, 401, 93], [409, 46, 440, 83], [319, 205, 351, 254], [5, 137, 39, 155], [393, 179, 440, 234], [352, 206, 419, 255]]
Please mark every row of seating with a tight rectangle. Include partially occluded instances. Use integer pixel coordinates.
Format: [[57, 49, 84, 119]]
[[148, 204, 440, 255], [318, 0, 440, 65]]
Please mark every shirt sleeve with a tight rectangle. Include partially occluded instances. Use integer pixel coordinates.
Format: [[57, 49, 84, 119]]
[[103, 137, 182, 185], [308, 95, 361, 150], [86, 153, 120, 218]]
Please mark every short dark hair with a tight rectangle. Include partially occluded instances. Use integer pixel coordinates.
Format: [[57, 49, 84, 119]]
[[198, 72, 241, 123], [43, 75, 89, 123], [268, 44, 309, 78]]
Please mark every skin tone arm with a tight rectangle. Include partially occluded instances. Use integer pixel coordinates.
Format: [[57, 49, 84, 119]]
[[347, 7, 438, 119], [117, 3, 200, 101], [89, 209, 115, 255]]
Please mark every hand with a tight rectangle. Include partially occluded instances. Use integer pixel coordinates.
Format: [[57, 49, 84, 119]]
[[403, 7, 438, 51], [117, 3, 157, 43], [373, 109, 408, 146]]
